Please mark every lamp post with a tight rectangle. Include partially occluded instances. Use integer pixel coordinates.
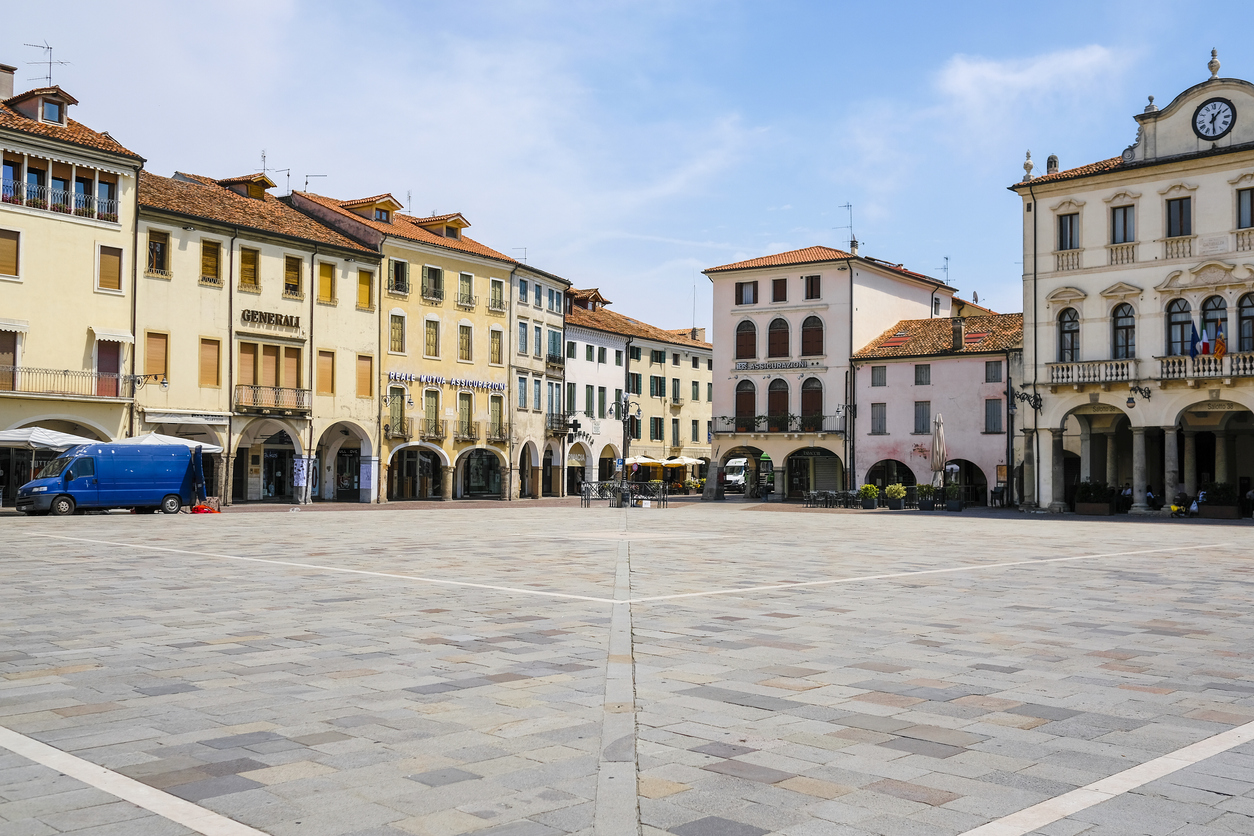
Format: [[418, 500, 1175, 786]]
[[608, 394, 641, 507]]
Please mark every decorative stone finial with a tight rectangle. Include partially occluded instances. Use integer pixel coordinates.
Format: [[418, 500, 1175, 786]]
[[1209, 48, 1220, 79], [1144, 95, 1157, 113], [1022, 150, 1034, 182]]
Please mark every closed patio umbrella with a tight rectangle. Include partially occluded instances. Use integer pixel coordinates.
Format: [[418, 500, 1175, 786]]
[[930, 414, 946, 488]]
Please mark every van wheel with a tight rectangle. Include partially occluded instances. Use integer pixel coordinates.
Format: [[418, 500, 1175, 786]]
[[160, 495, 182, 514], [50, 496, 75, 516]]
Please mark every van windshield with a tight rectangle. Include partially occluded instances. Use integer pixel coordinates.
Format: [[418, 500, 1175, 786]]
[[725, 465, 744, 476], [38, 456, 72, 478]]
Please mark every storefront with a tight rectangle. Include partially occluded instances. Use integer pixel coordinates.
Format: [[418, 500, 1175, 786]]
[[389, 447, 444, 500], [785, 447, 843, 498], [232, 429, 298, 502], [460, 448, 502, 498]]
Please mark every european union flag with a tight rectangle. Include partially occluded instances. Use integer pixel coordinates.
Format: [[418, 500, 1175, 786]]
[[1189, 323, 1201, 358]]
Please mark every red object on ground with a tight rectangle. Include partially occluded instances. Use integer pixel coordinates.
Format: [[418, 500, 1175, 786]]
[[191, 504, 220, 514]]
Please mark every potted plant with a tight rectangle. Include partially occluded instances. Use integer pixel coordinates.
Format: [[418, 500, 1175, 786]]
[[884, 483, 906, 510], [1074, 480, 1116, 515], [917, 483, 935, 511], [945, 483, 962, 512], [1199, 482, 1240, 519], [858, 483, 879, 510]]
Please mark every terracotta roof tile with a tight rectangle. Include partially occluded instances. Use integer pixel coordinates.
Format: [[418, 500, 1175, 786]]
[[216, 173, 276, 188], [0, 99, 141, 160], [338, 192, 402, 209], [706, 245, 853, 273], [409, 212, 468, 227], [294, 191, 515, 264], [853, 314, 1023, 359], [1009, 157, 1124, 189], [139, 171, 372, 253], [565, 292, 711, 350], [4, 86, 79, 106]]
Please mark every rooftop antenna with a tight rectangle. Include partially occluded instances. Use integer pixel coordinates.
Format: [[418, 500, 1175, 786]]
[[513, 247, 527, 264], [937, 256, 950, 285], [835, 202, 855, 250], [406, 190, 412, 211], [25, 41, 69, 86], [303, 174, 326, 192], [259, 151, 290, 195]]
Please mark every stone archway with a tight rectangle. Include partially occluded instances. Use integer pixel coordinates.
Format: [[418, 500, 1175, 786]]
[[314, 421, 374, 502], [388, 442, 449, 501], [1173, 398, 1254, 507], [567, 441, 592, 494], [231, 419, 306, 503], [457, 447, 506, 499]]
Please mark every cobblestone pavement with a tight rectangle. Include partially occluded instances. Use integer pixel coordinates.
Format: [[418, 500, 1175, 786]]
[[0, 505, 1251, 836]]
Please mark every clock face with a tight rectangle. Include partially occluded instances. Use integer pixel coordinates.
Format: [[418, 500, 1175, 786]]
[[1193, 97, 1235, 140]]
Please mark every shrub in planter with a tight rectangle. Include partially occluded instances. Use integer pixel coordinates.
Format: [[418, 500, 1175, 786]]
[[916, 483, 935, 510], [884, 483, 906, 510], [944, 483, 962, 512], [1074, 480, 1116, 515], [858, 483, 879, 509]]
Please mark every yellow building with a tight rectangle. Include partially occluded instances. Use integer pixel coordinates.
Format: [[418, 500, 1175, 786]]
[[293, 192, 515, 499], [136, 171, 382, 503], [0, 68, 145, 505]]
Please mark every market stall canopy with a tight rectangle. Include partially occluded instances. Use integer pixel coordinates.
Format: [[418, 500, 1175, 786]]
[[663, 456, 704, 466], [0, 427, 97, 450], [118, 433, 224, 454], [624, 454, 660, 465]]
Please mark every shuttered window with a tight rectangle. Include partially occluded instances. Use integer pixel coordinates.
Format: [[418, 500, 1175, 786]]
[[198, 338, 220, 387], [283, 256, 301, 296], [914, 401, 930, 434], [239, 248, 259, 287], [145, 332, 168, 378], [260, 345, 279, 387], [317, 350, 335, 395], [357, 270, 373, 309], [985, 399, 1003, 433], [318, 262, 335, 302], [201, 241, 221, 282], [356, 355, 373, 398], [98, 246, 122, 291], [390, 315, 405, 353], [147, 231, 169, 274], [425, 320, 439, 357], [0, 331, 16, 391], [283, 347, 301, 388], [871, 403, 886, 434], [0, 229, 17, 277], [459, 324, 472, 361], [238, 343, 257, 385], [490, 329, 502, 364]]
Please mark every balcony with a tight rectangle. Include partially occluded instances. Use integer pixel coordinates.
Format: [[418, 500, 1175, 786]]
[[485, 423, 509, 442], [546, 353, 565, 368], [199, 274, 223, 287], [1164, 236, 1193, 259], [1239, 229, 1254, 253], [455, 293, 478, 310], [422, 282, 445, 303], [2, 179, 120, 223], [1054, 250, 1081, 272], [419, 418, 446, 440], [283, 283, 303, 299], [384, 417, 412, 440], [669, 396, 685, 407], [387, 276, 410, 295], [1108, 243, 1136, 265], [1159, 353, 1254, 383], [487, 296, 507, 313], [234, 384, 311, 415], [1047, 359, 1137, 389], [546, 413, 570, 434], [715, 414, 845, 434], [0, 365, 135, 399], [454, 420, 479, 441]]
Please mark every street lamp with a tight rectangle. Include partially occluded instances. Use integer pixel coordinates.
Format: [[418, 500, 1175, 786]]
[[608, 394, 642, 507]]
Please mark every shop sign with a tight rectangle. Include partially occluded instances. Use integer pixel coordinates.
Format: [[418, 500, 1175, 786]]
[[388, 371, 505, 391], [734, 360, 815, 371], [242, 309, 300, 328]]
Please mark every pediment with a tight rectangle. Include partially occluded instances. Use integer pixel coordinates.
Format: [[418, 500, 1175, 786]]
[[1045, 286, 1087, 307], [1103, 189, 1142, 204], [1229, 170, 1254, 187], [1049, 198, 1085, 212], [1155, 260, 1254, 292], [1157, 180, 1198, 196], [1099, 281, 1143, 300]]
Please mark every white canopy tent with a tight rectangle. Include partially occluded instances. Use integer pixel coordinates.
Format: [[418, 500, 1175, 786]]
[[0, 427, 97, 451], [121, 433, 223, 454]]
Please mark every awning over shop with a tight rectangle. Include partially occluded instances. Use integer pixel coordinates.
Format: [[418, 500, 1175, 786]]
[[0, 318, 29, 333], [144, 411, 230, 426], [90, 326, 134, 344]]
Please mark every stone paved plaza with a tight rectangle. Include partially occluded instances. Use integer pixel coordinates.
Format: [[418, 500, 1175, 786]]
[[1, 504, 1253, 836]]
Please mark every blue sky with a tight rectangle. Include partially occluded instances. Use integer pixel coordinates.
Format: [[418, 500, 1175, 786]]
[[7, 1, 1253, 329]]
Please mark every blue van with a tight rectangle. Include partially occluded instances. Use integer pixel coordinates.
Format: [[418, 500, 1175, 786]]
[[16, 443, 207, 516]]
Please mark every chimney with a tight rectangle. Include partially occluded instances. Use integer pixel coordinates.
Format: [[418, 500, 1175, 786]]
[[1046, 154, 1059, 175], [690, 327, 705, 342], [849, 237, 859, 257], [0, 64, 15, 100], [951, 317, 965, 351]]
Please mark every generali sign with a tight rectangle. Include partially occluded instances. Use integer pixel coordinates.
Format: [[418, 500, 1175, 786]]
[[241, 309, 300, 328]]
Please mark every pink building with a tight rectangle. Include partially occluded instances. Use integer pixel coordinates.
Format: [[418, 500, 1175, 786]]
[[853, 314, 1023, 506]]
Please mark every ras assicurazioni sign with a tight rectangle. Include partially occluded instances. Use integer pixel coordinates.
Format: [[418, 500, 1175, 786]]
[[734, 360, 816, 371]]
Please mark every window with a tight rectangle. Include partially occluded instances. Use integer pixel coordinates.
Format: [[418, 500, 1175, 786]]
[[914, 364, 931, 386], [735, 321, 756, 359], [317, 350, 335, 395], [630, 346, 641, 361], [804, 274, 821, 300], [390, 314, 405, 353], [707, 358, 713, 371], [42, 100, 61, 123], [651, 349, 665, 364], [735, 281, 758, 305], [692, 380, 700, 401], [374, 208, 390, 222], [767, 380, 789, 428], [586, 344, 594, 362], [199, 339, 220, 387], [533, 325, 542, 357], [985, 399, 1003, 433], [533, 283, 542, 306], [356, 355, 373, 398], [772, 278, 787, 302], [615, 388, 622, 411], [691, 356, 699, 369], [933, 298, 941, 316], [628, 372, 641, 395], [518, 376, 528, 409], [1167, 197, 1192, 238], [1111, 205, 1135, 244], [768, 319, 789, 357], [490, 279, 504, 309], [800, 378, 822, 422], [533, 378, 541, 410], [459, 272, 473, 304], [238, 343, 257, 385], [147, 231, 169, 274], [458, 324, 472, 362], [672, 352, 680, 366], [200, 241, 221, 284], [871, 365, 886, 387], [357, 270, 373, 309], [598, 387, 607, 418], [630, 416, 641, 439], [548, 288, 556, 310], [707, 382, 712, 401], [672, 418, 680, 446], [518, 322, 528, 354], [567, 382, 576, 413], [692, 419, 699, 442], [671, 378, 680, 400], [1058, 308, 1079, 362], [567, 340, 576, 358], [599, 346, 607, 364], [1202, 296, 1227, 343], [1058, 213, 1079, 250], [240, 248, 259, 287], [317, 262, 335, 303], [1112, 304, 1135, 359], [1240, 189, 1253, 230], [870, 403, 886, 435], [1167, 299, 1192, 356], [98, 245, 122, 291], [584, 384, 594, 417], [616, 350, 623, 366], [422, 266, 444, 299], [0, 228, 19, 277], [1240, 294, 1254, 353], [913, 401, 930, 434], [649, 375, 665, 397], [284, 346, 302, 387], [800, 316, 823, 356], [735, 380, 755, 431], [519, 279, 528, 300], [284, 256, 302, 296], [426, 320, 440, 357], [985, 360, 1003, 383], [650, 417, 663, 441], [490, 329, 502, 364], [145, 332, 168, 379], [389, 259, 409, 294], [548, 329, 562, 358]]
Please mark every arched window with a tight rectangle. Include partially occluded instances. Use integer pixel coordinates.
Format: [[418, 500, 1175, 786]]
[[1167, 299, 1192, 356], [1239, 294, 1254, 353], [735, 321, 756, 360], [767, 379, 789, 431], [1112, 303, 1135, 360], [1202, 295, 1227, 344], [800, 378, 823, 431], [1058, 308, 1079, 362], [801, 316, 824, 356], [734, 380, 755, 432], [767, 319, 789, 357]]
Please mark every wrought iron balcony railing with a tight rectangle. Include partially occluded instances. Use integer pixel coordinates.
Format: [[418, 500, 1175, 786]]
[[384, 417, 412, 440], [454, 420, 479, 441], [419, 418, 446, 440], [715, 414, 845, 434], [2, 179, 120, 223], [422, 282, 445, 303], [0, 365, 135, 399], [455, 293, 478, 309], [234, 384, 311, 414], [485, 423, 509, 442]]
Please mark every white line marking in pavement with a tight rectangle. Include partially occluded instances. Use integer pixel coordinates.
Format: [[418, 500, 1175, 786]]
[[628, 543, 1230, 603], [0, 724, 269, 836], [24, 534, 620, 604], [958, 718, 1254, 836]]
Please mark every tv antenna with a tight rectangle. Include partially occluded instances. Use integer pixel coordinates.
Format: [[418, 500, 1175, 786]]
[[513, 247, 527, 264], [25, 41, 69, 86], [303, 174, 326, 192], [259, 150, 290, 195], [835, 202, 856, 250], [406, 190, 412, 210], [937, 256, 950, 285]]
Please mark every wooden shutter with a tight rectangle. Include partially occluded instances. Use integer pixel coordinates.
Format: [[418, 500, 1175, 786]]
[[490, 329, 501, 364], [240, 248, 258, 286], [459, 392, 471, 423], [355, 355, 372, 398], [425, 389, 438, 421], [357, 271, 372, 308], [199, 338, 220, 386], [283, 347, 301, 388], [284, 256, 300, 294], [490, 396, 501, 428], [459, 325, 471, 361], [238, 343, 257, 385], [317, 350, 334, 395], [144, 332, 168, 377], [318, 262, 334, 302], [261, 345, 279, 387], [0, 331, 14, 391], [0, 229, 19, 276], [98, 246, 122, 290], [201, 241, 220, 280]]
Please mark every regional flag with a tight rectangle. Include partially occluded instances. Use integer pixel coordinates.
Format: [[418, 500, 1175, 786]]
[[1190, 323, 1201, 358], [1215, 323, 1228, 359]]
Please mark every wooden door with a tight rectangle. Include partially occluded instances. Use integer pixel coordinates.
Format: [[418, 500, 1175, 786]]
[[96, 341, 120, 397], [260, 345, 279, 388], [0, 331, 15, 391]]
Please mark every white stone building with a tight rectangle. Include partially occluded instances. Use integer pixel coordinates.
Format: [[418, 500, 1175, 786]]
[[510, 265, 569, 498]]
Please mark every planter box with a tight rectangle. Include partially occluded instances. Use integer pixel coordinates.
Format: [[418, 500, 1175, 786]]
[[945, 499, 963, 512], [1200, 504, 1241, 520], [861, 497, 877, 510], [1075, 501, 1115, 516], [886, 498, 904, 510], [918, 499, 935, 511]]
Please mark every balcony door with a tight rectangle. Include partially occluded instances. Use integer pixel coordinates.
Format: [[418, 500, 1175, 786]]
[[0, 331, 15, 391], [489, 395, 502, 434], [390, 386, 406, 433], [261, 345, 279, 388], [458, 392, 472, 434], [95, 340, 120, 397]]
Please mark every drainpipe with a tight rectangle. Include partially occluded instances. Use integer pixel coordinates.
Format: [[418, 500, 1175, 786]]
[[623, 336, 634, 503], [224, 227, 237, 503], [376, 252, 384, 503], [127, 168, 141, 439], [846, 255, 856, 489], [507, 265, 519, 500], [306, 245, 318, 505], [1027, 181, 1041, 509], [1005, 347, 1014, 506]]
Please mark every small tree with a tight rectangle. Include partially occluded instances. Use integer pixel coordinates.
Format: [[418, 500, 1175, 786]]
[[884, 483, 906, 500]]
